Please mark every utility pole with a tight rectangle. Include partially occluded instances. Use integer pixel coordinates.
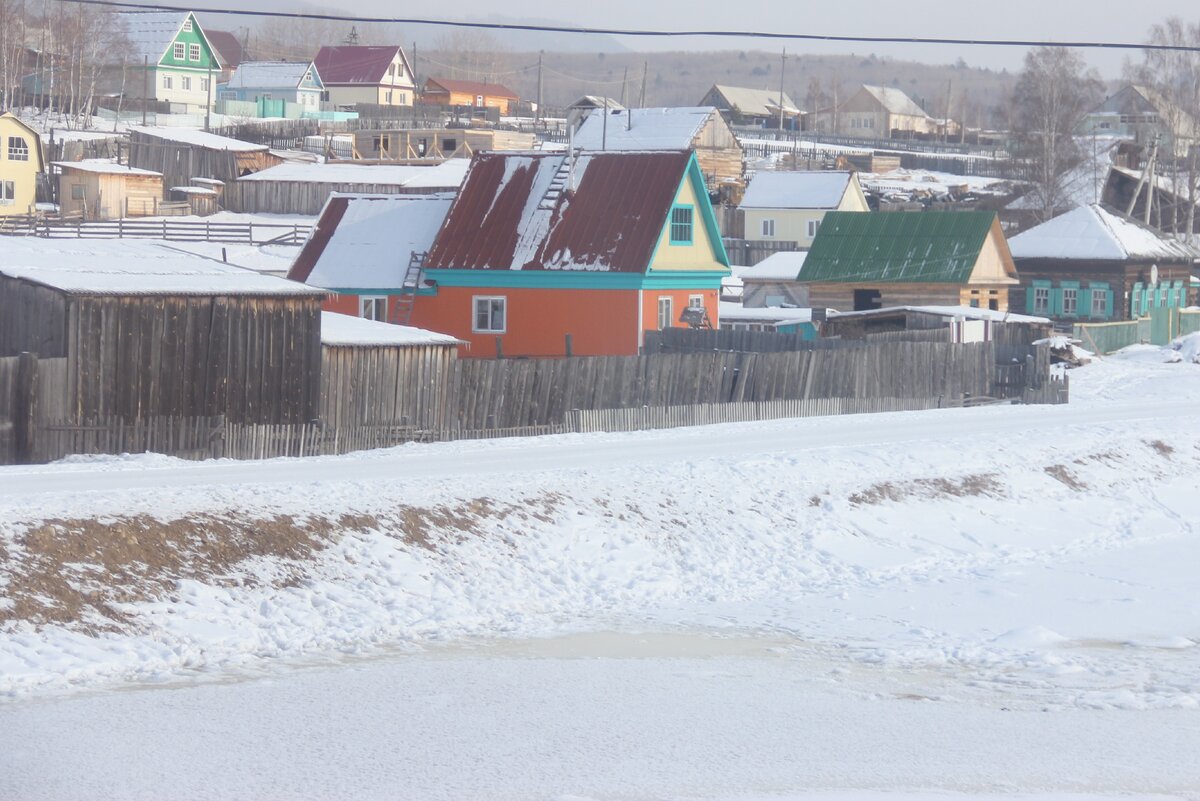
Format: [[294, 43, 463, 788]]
[[602, 94, 608, 150], [205, 62, 213, 132], [778, 47, 786, 131], [943, 79, 952, 143], [640, 61, 647, 108], [141, 55, 148, 126], [620, 66, 628, 108], [536, 51, 543, 128]]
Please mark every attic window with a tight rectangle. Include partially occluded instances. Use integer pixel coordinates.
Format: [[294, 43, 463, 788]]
[[189, 43, 201, 62], [173, 42, 185, 60], [7, 136, 29, 161], [670, 205, 694, 245], [181, 19, 192, 32]]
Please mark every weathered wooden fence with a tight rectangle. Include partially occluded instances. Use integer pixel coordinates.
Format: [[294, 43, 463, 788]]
[[721, 237, 800, 266], [0, 218, 312, 245]]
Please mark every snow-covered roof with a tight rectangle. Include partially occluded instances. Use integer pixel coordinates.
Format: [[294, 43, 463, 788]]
[[739, 171, 853, 210], [320, 311, 462, 347], [54, 160, 161, 176], [572, 107, 716, 151], [117, 11, 208, 67], [740, 251, 808, 281], [1008, 204, 1198, 262], [861, 85, 931, 118], [0, 238, 323, 297], [226, 61, 317, 91], [719, 302, 814, 324], [169, 186, 218, 195], [239, 160, 469, 187], [130, 127, 268, 152], [828, 305, 1051, 324], [289, 194, 455, 290], [711, 85, 800, 116], [1007, 137, 1120, 213]]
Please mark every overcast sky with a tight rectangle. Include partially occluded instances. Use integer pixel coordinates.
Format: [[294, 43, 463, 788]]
[[313, 0, 1200, 76]]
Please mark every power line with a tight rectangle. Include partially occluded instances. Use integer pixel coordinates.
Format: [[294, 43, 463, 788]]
[[59, 0, 1200, 53]]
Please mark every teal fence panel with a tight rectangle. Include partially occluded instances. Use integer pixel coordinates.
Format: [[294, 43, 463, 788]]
[[1150, 307, 1178, 345], [1073, 320, 1144, 354], [1179, 311, 1200, 336]]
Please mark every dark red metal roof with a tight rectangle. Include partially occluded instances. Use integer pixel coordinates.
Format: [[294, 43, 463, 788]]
[[287, 196, 349, 283], [205, 30, 244, 68], [313, 45, 409, 85], [423, 77, 518, 99], [425, 150, 692, 274]]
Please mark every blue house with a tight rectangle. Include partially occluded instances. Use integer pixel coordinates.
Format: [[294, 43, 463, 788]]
[[220, 61, 324, 116]]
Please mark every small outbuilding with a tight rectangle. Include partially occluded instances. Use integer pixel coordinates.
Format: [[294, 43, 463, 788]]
[[53, 160, 164, 218]]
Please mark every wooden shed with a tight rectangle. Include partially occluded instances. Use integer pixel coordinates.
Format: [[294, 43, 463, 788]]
[[53, 160, 165, 219], [0, 238, 325, 424], [128, 126, 282, 191], [351, 127, 536, 161]]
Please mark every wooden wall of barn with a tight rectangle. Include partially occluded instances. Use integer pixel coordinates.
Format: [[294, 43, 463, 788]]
[[64, 294, 322, 423], [223, 180, 455, 215], [0, 276, 69, 357], [128, 131, 240, 194], [320, 343, 458, 431]]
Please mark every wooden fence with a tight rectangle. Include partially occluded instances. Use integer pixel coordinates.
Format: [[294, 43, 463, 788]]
[[0, 218, 312, 245], [721, 237, 800, 267]]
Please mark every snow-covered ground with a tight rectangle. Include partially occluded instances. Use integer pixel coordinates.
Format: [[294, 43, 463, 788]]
[[1, 348, 1199, 799]]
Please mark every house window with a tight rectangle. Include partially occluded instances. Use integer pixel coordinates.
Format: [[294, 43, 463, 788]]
[[473, 296, 506, 333], [760, 218, 775, 238], [657, 297, 674, 329], [201, 78, 209, 91], [1033, 286, 1049, 314], [385, 90, 393, 103], [689, 295, 704, 308], [181, 18, 193, 32], [398, 92, 407, 105], [181, 76, 191, 91], [669, 205, 693, 245], [173, 42, 185, 60], [189, 43, 201, 62], [442, 138, 457, 152], [807, 219, 821, 239], [70, 184, 85, 200], [305, 70, 312, 82], [7, 136, 29, 161], [1062, 287, 1078, 316], [163, 74, 173, 89], [476, 94, 484, 106], [0, 180, 14, 205], [359, 296, 387, 321], [1091, 288, 1107, 317]]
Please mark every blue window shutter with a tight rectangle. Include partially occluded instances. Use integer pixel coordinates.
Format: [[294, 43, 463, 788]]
[[1050, 288, 1063, 316], [1104, 290, 1114, 320], [1025, 287, 1036, 314]]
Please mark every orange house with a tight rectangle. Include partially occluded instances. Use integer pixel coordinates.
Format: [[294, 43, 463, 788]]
[[420, 77, 519, 114], [410, 149, 730, 358]]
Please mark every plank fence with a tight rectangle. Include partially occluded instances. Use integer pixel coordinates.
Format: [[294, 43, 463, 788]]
[[0, 218, 312, 245]]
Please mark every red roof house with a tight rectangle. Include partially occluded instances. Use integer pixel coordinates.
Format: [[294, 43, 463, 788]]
[[420, 77, 519, 114], [409, 149, 730, 357], [312, 45, 415, 108]]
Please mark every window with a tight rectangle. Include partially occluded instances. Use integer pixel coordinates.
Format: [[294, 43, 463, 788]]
[[189, 43, 201, 62], [807, 219, 821, 239], [385, 90, 393, 103], [201, 78, 209, 91], [657, 297, 673, 330], [173, 42, 186, 60], [304, 70, 312, 83], [70, 184, 86, 200], [1033, 286, 1049, 314], [442, 138, 457, 152], [181, 76, 191, 91], [398, 92, 407, 105], [163, 74, 173, 89], [760, 218, 775, 238], [359, 296, 387, 321], [1091, 288, 1107, 317], [473, 296, 506, 333], [0, 180, 14, 205], [7, 136, 29, 161], [475, 94, 484, 106], [689, 295, 704, 309], [181, 18, 193, 32], [669, 205, 693, 245], [1062, 287, 1078, 316]]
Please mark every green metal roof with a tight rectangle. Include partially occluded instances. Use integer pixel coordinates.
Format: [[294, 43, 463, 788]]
[[800, 211, 998, 284]]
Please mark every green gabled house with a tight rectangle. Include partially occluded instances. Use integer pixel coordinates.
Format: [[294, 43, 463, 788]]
[[113, 11, 222, 113], [797, 211, 1020, 312]]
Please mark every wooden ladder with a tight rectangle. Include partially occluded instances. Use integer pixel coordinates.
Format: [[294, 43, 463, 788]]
[[390, 250, 427, 326]]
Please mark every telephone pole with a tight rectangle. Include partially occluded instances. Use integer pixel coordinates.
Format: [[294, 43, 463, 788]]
[[778, 48, 787, 131], [536, 51, 543, 128]]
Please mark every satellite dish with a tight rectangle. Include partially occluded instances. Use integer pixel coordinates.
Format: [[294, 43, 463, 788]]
[[1151, 264, 1159, 286]]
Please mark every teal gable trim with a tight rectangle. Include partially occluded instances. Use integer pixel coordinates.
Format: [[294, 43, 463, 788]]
[[424, 269, 725, 290], [644, 151, 732, 273]]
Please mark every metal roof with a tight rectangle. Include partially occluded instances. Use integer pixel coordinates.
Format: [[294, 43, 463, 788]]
[[709, 85, 800, 116], [860, 85, 931, 118], [313, 46, 410, 85], [739, 171, 853, 210], [117, 11, 219, 68], [425, 150, 694, 273], [423, 77, 518, 99], [226, 61, 319, 91], [800, 211, 1000, 284]]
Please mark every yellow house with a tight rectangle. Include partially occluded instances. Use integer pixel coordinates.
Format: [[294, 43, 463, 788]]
[[0, 113, 44, 217], [739, 171, 868, 249]]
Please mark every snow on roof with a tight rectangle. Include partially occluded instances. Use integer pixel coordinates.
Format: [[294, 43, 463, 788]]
[[861, 85, 931, 118], [711, 85, 800, 116], [320, 311, 462, 347], [238, 160, 469, 187], [572, 107, 716, 151], [130, 127, 268, 152], [1008, 204, 1198, 262], [740, 251, 809, 281], [718, 302, 814, 324], [289, 194, 454, 289], [1007, 136, 1120, 213], [170, 186, 217, 195], [739, 171, 852, 210], [226, 61, 315, 90], [828, 305, 1051, 324], [54, 160, 161, 176], [0, 238, 324, 297], [117, 11, 199, 66]]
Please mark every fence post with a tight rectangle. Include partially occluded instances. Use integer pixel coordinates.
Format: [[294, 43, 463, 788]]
[[565, 333, 573, 357], [14, 352, 39, 464]]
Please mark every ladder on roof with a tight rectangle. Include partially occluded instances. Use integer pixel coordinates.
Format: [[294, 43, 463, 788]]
[[537, 150, 579, 211], [389, 250, 426, 326]]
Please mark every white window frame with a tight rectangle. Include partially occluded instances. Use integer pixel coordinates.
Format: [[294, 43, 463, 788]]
[[1091, 288, 1107, 317], [1062, 288, 1078, 316], [807, 219, 821, 239], [173, 42, 186, 61], [473, 296, 506, 333], [162, 74, 173, 89], [688, 294, 704, 309], [1033, 286, 1050, 315], [7, 136, 29, 161], [359, 295, 387, 321], [760, 218, 775, 238], [181, 76, 191, 91], [181, 18, 193, 32], [0, 180, 14, 205], [201, 78, 210, 91], [657, 296, 674, 330], [189, 43, 201, 62]]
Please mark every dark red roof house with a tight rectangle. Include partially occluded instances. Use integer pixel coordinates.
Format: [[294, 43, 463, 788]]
[[312, 45, 415, 108]]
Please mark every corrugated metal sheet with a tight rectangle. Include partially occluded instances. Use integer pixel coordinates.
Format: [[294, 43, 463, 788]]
[[800, 211, 998, 284], [314, 46, 406, 85], [425, 150, 691, 273]]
